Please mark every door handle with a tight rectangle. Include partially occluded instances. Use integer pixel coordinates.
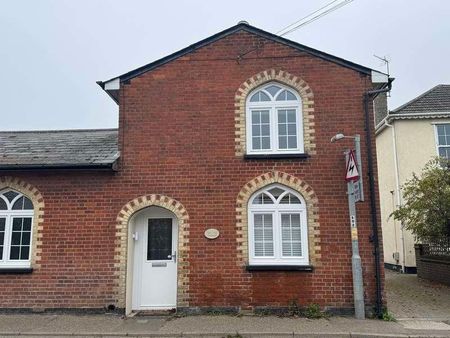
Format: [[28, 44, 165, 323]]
[[173, 251, 177, 263]]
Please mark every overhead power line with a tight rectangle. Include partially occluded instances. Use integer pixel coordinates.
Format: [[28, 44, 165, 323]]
[[238, 0, 355, 60], [277, 0, 354, 37], [276, 0, 341, 36]]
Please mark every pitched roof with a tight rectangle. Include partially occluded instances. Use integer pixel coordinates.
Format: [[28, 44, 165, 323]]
[[98, 22, 385, 101], [0, 129, 119, 170], [391, 84, 450, 114]]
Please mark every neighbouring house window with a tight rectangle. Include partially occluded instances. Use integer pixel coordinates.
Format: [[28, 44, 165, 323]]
[[246, 83, 304, 155], [248, 184, 309, 265], [0, 190, 34, 268], [435, 124, 450, 159]]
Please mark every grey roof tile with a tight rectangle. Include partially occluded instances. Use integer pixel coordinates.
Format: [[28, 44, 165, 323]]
[[392, 84, 450, 114], [0, 129, 119, 169]]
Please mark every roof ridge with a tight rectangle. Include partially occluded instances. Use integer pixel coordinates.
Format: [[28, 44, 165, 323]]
[[98, 22, 379, 86], [391, 84, 446, 113], [0, 128, 118, 134]]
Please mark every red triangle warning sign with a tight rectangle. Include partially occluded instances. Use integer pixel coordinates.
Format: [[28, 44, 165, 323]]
[[346, 150, 360, 182]]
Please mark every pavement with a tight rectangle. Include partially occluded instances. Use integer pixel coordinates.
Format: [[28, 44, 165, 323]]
[[0, 313, 449, 337], [0, 270, 448, 337]]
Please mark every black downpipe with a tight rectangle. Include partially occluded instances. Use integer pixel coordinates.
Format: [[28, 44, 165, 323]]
[[363, 81, 392, 318]]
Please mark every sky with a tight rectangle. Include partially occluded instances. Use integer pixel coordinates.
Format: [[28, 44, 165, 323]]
[[1, 0, 449, 131]]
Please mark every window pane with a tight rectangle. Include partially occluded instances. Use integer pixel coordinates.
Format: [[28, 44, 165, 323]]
[[276, 90, 287, 101], [279, 136, 287, 149], [445, 124, 450, 135], [12, 196, 32, 210], [280, 193, 302, 204], [251, 91, 270, 102], [11, 231, 21, 245], [12, 218, 22, 231], [23, 218, 32, 231], [0, 218, 4, 260], [288, 124, 296, 134], [281, 213, 302, 257], [286, 91, 296, 100], [20, 246, 30, 260], [147, 218, 172, 261], [261, 125, 270, 136], [252, 137, 261, 150], [252, 111, 260, 123], [287, 110, 296, 123], [288, 136, 297, 148], [439, 147, 450, 159], [12, 197, 24, 210], [10, 246, 20, 260], [265, 85, 281, 97], [252, 193, 274, 205], [3, 191, 19, 202], [9, 217, 32, 261], [279, 124, 287, 135], [254, 214, 274, 256], [252, 125, 260, 136], [251, 110, 271, 151], [268, 187, 285, 200], [260, 111, 270, 123], [23, 197, 33, 210], [261, 137, 270, 149], [0, 198, 6, 210]]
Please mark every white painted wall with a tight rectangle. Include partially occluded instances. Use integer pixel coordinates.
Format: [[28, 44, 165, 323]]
[[376, 118, 450, 269]]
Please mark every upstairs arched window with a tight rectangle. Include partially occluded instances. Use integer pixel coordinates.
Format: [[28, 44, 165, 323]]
[[246, 83, 304, 155], [248, 184, 309, 265], [0, 189, 34, 268]]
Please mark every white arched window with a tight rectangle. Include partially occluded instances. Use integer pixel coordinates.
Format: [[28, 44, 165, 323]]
[[246, 82, 303, 155], [248, 184, 309, 265], [0, 190, 34, 268]]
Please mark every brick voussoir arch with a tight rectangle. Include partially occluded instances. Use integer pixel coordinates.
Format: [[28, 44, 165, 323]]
[[0, 176, 45, 269], [236, 171, 321, 266], [234, 69, 316, 156], [115, 194, 190, 308]]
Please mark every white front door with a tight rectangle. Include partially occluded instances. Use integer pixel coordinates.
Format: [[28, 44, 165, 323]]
[[132, 207, 178, 310]]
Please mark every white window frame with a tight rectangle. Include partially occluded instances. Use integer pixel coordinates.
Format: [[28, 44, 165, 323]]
[[246, 82, 304, 155], [433, 122, 450, 159], [248, 184, 309, 266], [0, 190, 34, 269]]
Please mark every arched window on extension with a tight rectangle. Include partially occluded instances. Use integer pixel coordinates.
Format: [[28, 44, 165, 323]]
[[248, 184, 309, 265], [0, 190, 34, 268], [246, 82, 304, 155]]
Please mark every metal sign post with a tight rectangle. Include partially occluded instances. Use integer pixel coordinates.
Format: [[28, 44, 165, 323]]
[[345, 150, 365, 320]]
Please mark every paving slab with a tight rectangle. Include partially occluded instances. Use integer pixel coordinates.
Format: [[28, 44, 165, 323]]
[[386, 269, 450, 321], [0, 313, 449, 337]]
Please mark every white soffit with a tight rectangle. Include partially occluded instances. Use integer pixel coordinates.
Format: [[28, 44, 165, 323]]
[[371, 70, 389, 83], [104, 78, 120, 90]]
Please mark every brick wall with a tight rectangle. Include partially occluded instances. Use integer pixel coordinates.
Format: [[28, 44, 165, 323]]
[[0, 29, 383, 312], [415, 244, 450, 286]]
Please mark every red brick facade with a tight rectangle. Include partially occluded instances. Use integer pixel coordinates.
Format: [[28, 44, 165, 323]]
[[0, 27, 384, 313]]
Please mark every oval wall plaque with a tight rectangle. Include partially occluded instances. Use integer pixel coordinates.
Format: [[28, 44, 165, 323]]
[[204, 228, 220, 240]]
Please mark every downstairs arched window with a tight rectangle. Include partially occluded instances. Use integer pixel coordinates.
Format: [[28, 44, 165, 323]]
[[0, 189, 34, 268], [248, 184, 308, 265]]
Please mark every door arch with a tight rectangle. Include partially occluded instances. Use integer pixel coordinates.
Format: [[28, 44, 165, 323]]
[[115, 194, 189, 315]]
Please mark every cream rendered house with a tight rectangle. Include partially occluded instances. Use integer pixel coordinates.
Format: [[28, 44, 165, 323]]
[[376, 85, 450, 273]]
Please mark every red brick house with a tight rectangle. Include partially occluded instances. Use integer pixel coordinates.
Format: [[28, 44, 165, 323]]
[[0, 23, 390, 316]]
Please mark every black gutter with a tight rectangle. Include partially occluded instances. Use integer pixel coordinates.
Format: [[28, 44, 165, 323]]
[[363, 78, 393, 317], [0, 161, 118, 171]]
